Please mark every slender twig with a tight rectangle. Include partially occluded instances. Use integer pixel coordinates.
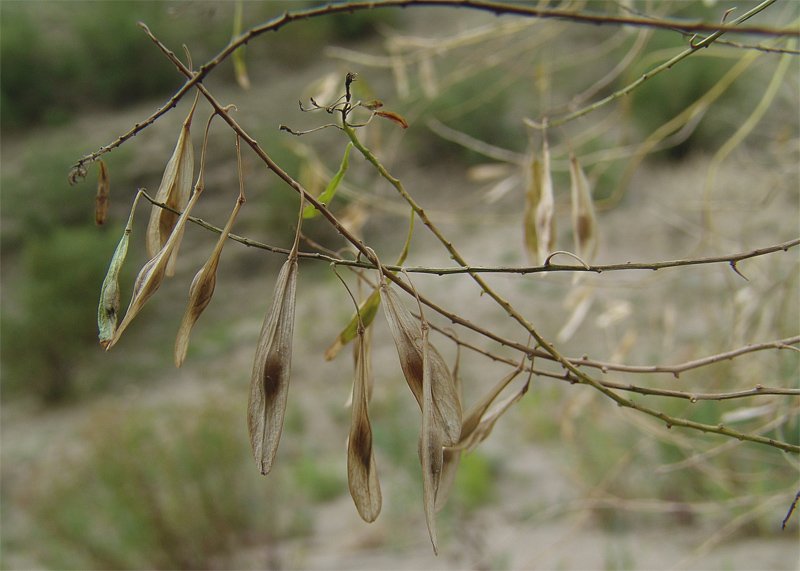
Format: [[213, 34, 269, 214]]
[[68, 0, 796, 180], [540, 0, 783, 127], [96, 17, 799, 456]]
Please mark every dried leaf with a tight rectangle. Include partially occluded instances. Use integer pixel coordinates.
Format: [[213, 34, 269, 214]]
[[174, 195, 245, 367], [569, 151, 599, 264], [380, 282, 461, 446], [324, 286, 381, 361], [105, 186, 204, 351], [347, 324, 382, 522], [364, 100, 384, 110], [303, 142, 353, 219], [98, 191, 142, 348], [146, 93, 199, 276], [95, 160, 110, 226], [375, 110, 409, 129]]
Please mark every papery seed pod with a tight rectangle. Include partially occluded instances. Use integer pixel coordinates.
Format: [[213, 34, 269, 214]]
[[418, 324, 446, 554], [175, 195, 245, 367], [347, 323, 381, 523], [98, 190, 142, 348], [569, 151, 599, 265], [146, 92, 199, 276], [435, 348, 463, 514], [95, 160, 110, 226], [534, 131, 555, 265], [325, 287, 381, 361], [247, 253, 298, 475], [458, 378, 530, 455], [380, 282, 461, 446], [248, 192, 305, 476], [522, 154, 541, 265], [105, 186, 204, 351]]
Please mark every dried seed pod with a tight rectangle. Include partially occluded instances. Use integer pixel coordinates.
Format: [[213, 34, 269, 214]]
[[419, 324, 443, 555], [569, 151, 599, 265], [104, 186, 204, 351], [380, 282, 461, 446], [535, 131, 555, 265], [247, 254, 298, 475], [146, 92, 199, 276], [248, 192, 305, 475], [174, 195, 245, 367], [523, 131, 555, 265], [97, 190, 142, 348], [94, 160, 110, 226], [347, 323, 382, 522], [458, 377, 530, 455]]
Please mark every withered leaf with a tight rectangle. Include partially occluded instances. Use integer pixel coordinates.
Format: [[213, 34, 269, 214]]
[[375, 110, 409, 129]]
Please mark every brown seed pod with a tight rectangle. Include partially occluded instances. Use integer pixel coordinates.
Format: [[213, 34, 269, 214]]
[[247, 254, 299, 475], [347, 323, 381, 523], [146, 92, 199, 276], [94, 160, 110, 226], [569, 151, 599, 265], [379, 282, 461, 446]]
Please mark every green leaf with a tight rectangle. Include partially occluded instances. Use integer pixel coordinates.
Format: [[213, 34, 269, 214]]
[[324, 286, 381, 361], [303, 142, 353, 219]]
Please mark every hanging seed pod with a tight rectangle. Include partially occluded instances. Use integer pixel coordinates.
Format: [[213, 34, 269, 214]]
[[94, 160, 110, 226], [380, 281, 461, 446], [419, 324, 444, 555], [535, 130, 555, 265], [146, 92, 199, 276], [347, 322, 382, 523], [569, 151, 599, 265], [105, 185, 204, 351], [174, 194, 244, 367], [435, 348, 463, 514], [457, 375, 530, 455], [523, 130, 555, 265], [247, 254, 298, 475], [175, 132, 246, 367], [248, 193, 305, 475], [97, 190, 143, 348]]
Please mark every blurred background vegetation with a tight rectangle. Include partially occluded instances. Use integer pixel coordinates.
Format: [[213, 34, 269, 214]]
[[2, 0, 798, 569]]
